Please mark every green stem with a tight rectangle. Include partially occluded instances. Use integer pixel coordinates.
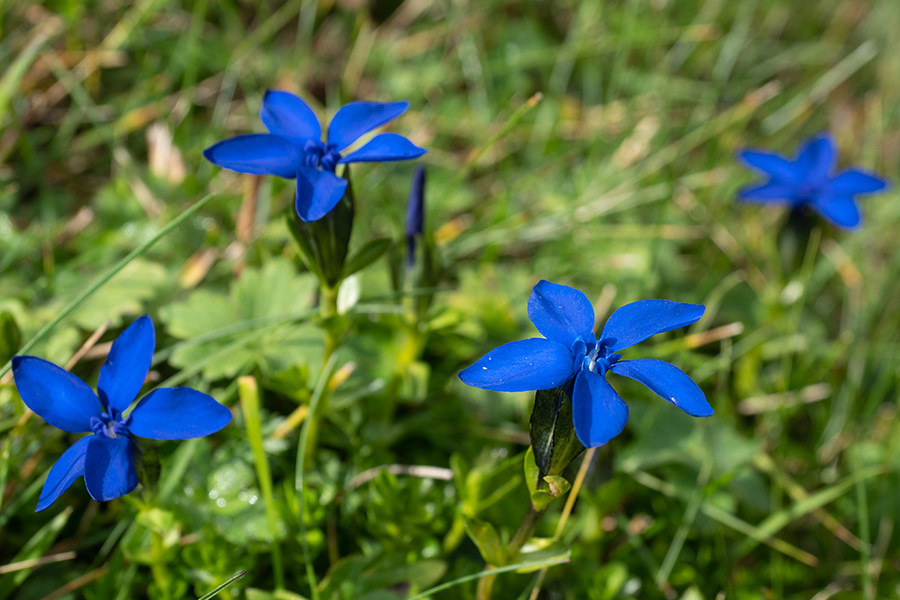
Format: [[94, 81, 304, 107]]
[[150, 529, 172, 600], [239, 376, 284, 590], [0, 193, 216, 378], [320, 284, 342, 359], [304, 283, 344, 460], [295, 353, 339, 600], [476, 504, 547, 600]]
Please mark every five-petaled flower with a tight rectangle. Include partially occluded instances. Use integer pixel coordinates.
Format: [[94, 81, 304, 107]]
[[738, 133, 889, 229], [204, 90, 427, 222], [458, 281, 713, 448], [12, 316, 232, 511]]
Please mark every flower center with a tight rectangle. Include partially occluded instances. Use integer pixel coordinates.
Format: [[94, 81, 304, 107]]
[[795, 182, 820, 204], [572, 334, 620, 376], [301, 140, 341, 172], [91, 413, 129, 439]]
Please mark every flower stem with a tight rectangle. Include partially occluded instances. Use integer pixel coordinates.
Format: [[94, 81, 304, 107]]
[[296, 353, 339, 600], [476, 503, 548, 600], [528, 447, 596, 599], [304, 283, 344, 461], [320, 283, 342, 359]]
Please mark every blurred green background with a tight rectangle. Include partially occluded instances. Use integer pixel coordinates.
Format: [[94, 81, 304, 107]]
[[2, 0, 900, 598]]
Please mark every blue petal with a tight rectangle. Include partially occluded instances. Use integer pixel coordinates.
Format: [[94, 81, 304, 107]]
[[98, 315, 155, 415], [737, 180, 796, 203], [84, 436, 137, 502], [600, 300, 704, 352], [458, 338, 574, 392], [338, 133, 426, 164], [610, 359, 713, 416], [327, 101, 409, 151], [295, 167, 348, 222], [571, 370, 629, 448], [127, 388, 232, 440], [36, 436, 92, 512], [203, 134, 299, 178], [739, 150, 802, 181], [260, 90, 321, 141], [812, 193, 861, 229], [527, 280, 595, 346], [830, 169, 889, 194], [795, 133, 836, 183], [12, 356, 100, 433]]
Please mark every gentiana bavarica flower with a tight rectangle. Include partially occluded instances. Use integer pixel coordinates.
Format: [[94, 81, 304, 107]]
[[204, 90, 427, 222], [738, 132, 888, 229], [12, 316, 232, 511], [459, 281, 713, 448]]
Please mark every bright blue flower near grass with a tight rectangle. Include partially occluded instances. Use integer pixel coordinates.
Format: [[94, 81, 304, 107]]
[[204, 90, 427, 222], [459, 281, 713, 448], [12, 316, 231, 511], [738, 133, 888, 229]]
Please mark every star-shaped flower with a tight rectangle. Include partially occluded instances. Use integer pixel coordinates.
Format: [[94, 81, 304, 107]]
[[12, 316, 232, 511], [204, 90, 427, 222], [738, 133, 889, 229], [458, 281, 713, 448]]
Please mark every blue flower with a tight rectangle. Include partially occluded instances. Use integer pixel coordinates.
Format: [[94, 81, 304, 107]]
[[204, 90, 427, 222], [738, 133, 889, 229], [458, 281, 713, 448], [12, 316, 232, 511]]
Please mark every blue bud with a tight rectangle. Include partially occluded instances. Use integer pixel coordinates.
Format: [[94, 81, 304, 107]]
[[405, 165, 426, 266]]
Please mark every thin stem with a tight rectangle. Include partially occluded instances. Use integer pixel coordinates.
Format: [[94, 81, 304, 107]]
[[409, 556, 569, 600], [857, 479, 873, 599], [239, 376, 284, 590], [320, 284, 342, 359], [295, 353, 339, 600], [303, 283, 344, 461], [507, 505, 547, 559], [529, 447, 597, 600], [476, 504, 548, 600]]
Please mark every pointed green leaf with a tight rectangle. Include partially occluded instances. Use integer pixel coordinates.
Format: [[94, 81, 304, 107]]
[[342, 238, 392, 279], [524, 446, 540, 497], [285, 213, 324, 282], [512, 538, 571, 573], [530, 386, 585, 480], [464, 518, 505, 566], [0, 312, 21, 366]]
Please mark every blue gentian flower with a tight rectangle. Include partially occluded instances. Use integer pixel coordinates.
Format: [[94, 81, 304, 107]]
[[12, 316, 232, 511], [738, 133, 889, 229], [459, 281, 713, 448], [204, 90, 427, 222]]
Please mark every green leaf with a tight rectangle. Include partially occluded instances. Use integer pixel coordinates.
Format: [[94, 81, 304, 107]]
[[160, 258, 320, 381], [197, 571, 249, 600], [530, 386, 585, 480], [0, 312, 21, 366], [342, 237, 392, 279], [512, 537, 571, 573], [524, 446, 540, 497], [285, 213, 324, 282], [530, 475, 572, 511], [61, 258, 167, 330], [464, 518, 505, 566]]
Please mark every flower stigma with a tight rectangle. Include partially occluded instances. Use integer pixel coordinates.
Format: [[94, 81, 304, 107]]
[[574, 334, 620, 376]]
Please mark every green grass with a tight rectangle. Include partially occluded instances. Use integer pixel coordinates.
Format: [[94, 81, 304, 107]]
[[2, 0, 900, 598]]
